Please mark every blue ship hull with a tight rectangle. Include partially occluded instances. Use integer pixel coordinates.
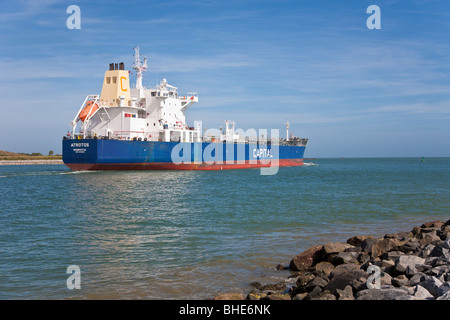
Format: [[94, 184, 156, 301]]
[[62, 139, 306, 170]]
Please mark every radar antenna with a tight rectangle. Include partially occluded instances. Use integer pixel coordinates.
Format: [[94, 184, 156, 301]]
[[133, 46, 147, 89]]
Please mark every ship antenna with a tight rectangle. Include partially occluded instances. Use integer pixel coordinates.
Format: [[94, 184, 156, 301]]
[[133, 46, 147, 89], [285, 121, 290, 141]]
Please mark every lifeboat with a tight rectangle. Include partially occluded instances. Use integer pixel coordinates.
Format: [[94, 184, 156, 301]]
[[79, 101, 99, 122]]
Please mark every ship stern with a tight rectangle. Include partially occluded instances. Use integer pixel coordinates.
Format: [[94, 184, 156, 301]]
[[62, 138, 98, 170]]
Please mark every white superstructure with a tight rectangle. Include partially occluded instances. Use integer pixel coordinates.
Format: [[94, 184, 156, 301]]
[[68, 47, 308, 148], [70, 47, 200, 143]]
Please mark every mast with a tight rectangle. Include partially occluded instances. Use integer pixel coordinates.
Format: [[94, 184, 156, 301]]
[[133, 46, 147, 89], [285, 121, 290, 141]]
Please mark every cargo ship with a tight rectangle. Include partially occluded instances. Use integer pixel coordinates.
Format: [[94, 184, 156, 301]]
[[62, 48, 308, 171]]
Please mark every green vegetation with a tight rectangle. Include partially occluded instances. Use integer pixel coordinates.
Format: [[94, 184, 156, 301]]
[[0, 150, 62, 160]]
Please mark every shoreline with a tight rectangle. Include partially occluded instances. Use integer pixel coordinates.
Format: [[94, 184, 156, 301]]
[[214, 219, 450, 300], [0, 160, 64, 165]]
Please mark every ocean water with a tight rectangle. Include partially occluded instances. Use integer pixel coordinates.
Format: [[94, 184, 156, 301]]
[[0, 158, 449, 299]]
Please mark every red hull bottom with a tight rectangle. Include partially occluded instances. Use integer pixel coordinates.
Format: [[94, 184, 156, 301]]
[[65, 159, 304, 171]]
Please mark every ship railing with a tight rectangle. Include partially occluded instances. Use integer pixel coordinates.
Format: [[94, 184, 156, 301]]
[[113, 131, 145, 140], [179, 92, 198, 101], [200, 138, 309, 146], [279, 138, 309, 146]]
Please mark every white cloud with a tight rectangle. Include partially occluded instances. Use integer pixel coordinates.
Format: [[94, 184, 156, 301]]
[[372, 102, 450, 115], [0, 0, 61, 23]]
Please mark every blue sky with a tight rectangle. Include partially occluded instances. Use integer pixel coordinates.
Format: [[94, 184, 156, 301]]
[[0, 0, 449, 157]]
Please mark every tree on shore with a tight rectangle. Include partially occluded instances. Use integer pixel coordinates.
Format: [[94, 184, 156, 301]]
[[48, 150, 54, 156]]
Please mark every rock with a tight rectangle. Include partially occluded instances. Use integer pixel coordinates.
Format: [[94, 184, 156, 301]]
[[429, 257, 449, 267], [385, 231, 413, 242], [419, 244, 435, 258], [351, 277, 368, 292], [357, 252, 371, 264], [380, 272, 392, 287], [329, 251, 359, 266], [246, 291, 267, 300], [261, 293, 291, 300], [437, 291, 450, 300], [259, 282, 286, 292], [443, 238, 450, 250], [324, 274, 355, 294], [292, 292, 308, 300], [413, 285, 434, 300], [425, 256, 439, 266], [394, 255, 426, 274], [305, 276, 328, 292], [380, 250, 404, 261], [247, 220, 450, 301], [311, 292, 336, 300], [336, 285, 354, 300], [306, 286, 323, 300], [398, 240, 420, 254], [381, 259, 395, 272], [429, 246, 449, 258], [295, 273, 316, 288], [439, 282, 450, 295], [399, 285, 416, 295], [356, 288, 413, 300], [439, 273, 448, 283], [347, 235, 373, 247], [360, 238, 378, 253], [409, 272, 427, 286], [411, 226, 421, 236], [392, 275, 409, 288], [371, 238, 397, 258], [419, 231, 441, 247], [439, 228, 450, 241], [421, 221, 444, 229], [429, 265, 450, 278], [322, 242, 354, 256], [324, 266, 368, 296], [433, 240, 445, 248], [344, 246, 362, 253], [214, 293, 245, 300], [330, 263, 366, 279], [421, 227, 440, 234], [289, 245, 323, 271], [314, 261, 335, 278], [419, 276, 443, 297], [405, 265, 418, 277]]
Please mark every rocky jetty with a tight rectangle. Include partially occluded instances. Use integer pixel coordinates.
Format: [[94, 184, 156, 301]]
[[0, 160, 63, 165], [215, 219, 450, 300]]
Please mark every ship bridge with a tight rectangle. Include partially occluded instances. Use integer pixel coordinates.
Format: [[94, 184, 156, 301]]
[[68, 48, 201, 143]]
